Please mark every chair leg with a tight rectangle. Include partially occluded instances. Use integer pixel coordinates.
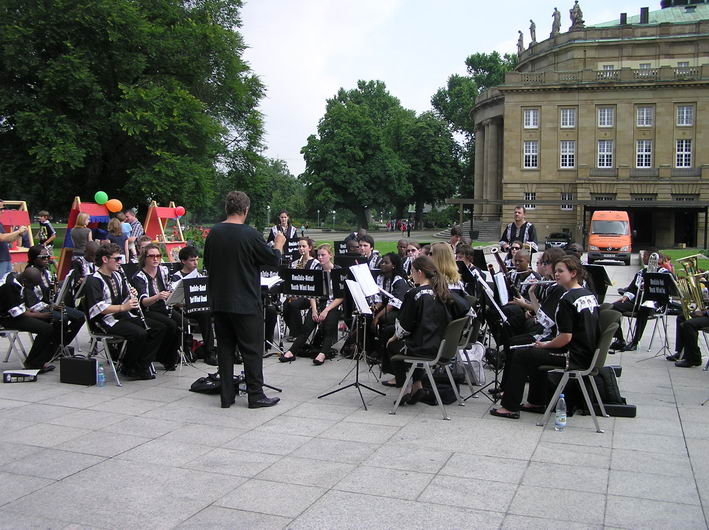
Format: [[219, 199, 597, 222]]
[[424, 363, 449, 420], [537, 372, 569, 427], [578, 375, 604, 433], [647, 318, 659, 352], [444, 364, 464, 406], [459, 349, 478, 397], [389, 363, 417, 415], [106, 342, 124, 387], [588, 376, 609, 418]]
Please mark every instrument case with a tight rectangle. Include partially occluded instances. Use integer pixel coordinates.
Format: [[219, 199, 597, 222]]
[[60, 356, 97, 386]]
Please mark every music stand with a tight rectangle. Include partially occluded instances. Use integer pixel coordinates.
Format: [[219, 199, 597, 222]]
[[464, 269, 509, 403], [637, 272, 678, 361], [584, 264, 612, 303], [261, 268, 285, 358], [50, 269, 75, 361], [165, 279, 195, 370], [317, 278, 386, 410]]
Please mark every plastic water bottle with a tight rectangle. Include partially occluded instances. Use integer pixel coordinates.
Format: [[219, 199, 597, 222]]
[[96, 363, 106, 387], [554, 394, 567, 431], [239, 370, 247, 393]]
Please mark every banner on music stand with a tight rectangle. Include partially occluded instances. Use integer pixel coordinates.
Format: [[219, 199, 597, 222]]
[[182, 277, 210, 314], [278, 268, 325, 298]]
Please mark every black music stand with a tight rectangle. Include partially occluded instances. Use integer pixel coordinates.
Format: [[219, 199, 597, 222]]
[[49, 269, 75, 362], [261, 266, 285, 358], [637, 272, 678, 361], [464, 269, 509, 403], [166, 279, 196, 370], [317, 277, 385, 410]]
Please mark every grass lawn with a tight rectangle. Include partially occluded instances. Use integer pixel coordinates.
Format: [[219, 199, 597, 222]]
[[312, 240, 493, 256], [661, 249, 709, 273]]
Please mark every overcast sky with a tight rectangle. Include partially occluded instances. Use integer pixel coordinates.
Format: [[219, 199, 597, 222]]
[[240, 0, 661, 176]]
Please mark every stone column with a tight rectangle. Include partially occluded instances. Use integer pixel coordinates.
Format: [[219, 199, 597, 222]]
[[484, 119, 499, 219], [473, 124, 485, 220]]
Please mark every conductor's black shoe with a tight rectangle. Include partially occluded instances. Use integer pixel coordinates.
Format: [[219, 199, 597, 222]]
[[675, 359, 702, 368], [623, 343, 638, 352], [666, 354, 680, 362], [248, 396, 280, 409]]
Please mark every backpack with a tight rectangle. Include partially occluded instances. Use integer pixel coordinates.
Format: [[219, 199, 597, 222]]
[[189, 372, 245, 395]]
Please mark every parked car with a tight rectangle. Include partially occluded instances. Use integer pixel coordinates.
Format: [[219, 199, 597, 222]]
[[587, 210, 632, 266], [544, 232, 572, 250]]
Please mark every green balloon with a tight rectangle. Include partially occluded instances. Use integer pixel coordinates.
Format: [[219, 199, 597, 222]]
[[94, 191, 108, 205]]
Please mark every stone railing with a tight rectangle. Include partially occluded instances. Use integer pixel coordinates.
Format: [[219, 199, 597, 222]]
[[505, 65, 709, 86]]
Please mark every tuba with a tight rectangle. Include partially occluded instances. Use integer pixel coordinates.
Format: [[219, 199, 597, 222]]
[[674, 254, 708, 320], [646, 252, 660, 273]]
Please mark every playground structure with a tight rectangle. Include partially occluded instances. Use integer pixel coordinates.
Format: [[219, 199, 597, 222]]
[[57, 197, 111, 280], [0, 201, 34, 269], [143, 201, 186, 263]]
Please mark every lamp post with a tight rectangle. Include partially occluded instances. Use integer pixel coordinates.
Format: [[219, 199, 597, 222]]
[[317, 209, 320, 227], [332, 210, 336, 229], [266, 205, 270, 228]]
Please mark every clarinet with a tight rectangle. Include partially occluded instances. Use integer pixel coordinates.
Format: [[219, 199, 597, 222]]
[[117, 267, 150, 330]]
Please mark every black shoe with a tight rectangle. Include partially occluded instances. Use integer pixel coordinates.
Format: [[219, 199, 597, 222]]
[[130, 369, 156, 380], [675, 359, 702, 368], [623, 343, 638, 352], [221, 395, 236, 408], [26, 364, 55, 374], [204, 354, 218, 366], [279, 353, 296, 363], [407, 388, 427, 405], [248, 396, 280, 409], [666, 354, 679, 362], [610, 340, 626, 351], [312, 353, 326, 366], [163, 363, 177, 371]]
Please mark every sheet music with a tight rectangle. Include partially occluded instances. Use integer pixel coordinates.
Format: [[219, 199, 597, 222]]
[[260, 275, 283, 290], [378, 287, 402, 309], [166, 280, 184, 306], [346, 280, 372, 314], [350, 263, 379, 297], [493, 272, 509, 305]]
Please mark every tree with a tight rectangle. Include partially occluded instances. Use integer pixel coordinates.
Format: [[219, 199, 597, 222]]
[[398, 112, 462, 227], [301, 81, 412, 228], [465, 51, 518, 94], [0, 0, 263, 215]]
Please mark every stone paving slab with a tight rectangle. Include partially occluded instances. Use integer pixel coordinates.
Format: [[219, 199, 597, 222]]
[[0, 260, 708, 528]]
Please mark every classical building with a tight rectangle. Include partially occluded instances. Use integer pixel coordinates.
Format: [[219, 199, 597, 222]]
[[469, 2, 709, 248]]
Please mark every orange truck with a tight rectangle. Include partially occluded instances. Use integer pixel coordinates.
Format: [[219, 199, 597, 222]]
[[587, 210, 632, 266]]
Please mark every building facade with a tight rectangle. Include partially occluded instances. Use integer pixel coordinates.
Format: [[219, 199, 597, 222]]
[[472, 3, 709, 248]]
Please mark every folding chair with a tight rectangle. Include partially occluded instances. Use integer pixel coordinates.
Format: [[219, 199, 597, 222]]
[[637, 272, 676, 360], [82, 305, 128, 387], [536, 309, 620, 433], [0, 327, 28, 363], [389, 317, 469, 420]]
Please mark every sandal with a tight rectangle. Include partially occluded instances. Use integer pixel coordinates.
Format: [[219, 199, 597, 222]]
[[489, 408, 520, 419]]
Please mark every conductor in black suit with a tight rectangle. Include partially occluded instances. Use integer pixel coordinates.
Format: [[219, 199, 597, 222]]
[[204, 191, 285, 409]]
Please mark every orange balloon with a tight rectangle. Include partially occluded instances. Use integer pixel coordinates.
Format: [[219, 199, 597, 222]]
[[106, 199, 123, 213]]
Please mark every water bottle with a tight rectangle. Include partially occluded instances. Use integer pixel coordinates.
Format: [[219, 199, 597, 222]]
[[96, 363, 106, 387], [238, 370, 247, 394], [554, 394, 566, 431]]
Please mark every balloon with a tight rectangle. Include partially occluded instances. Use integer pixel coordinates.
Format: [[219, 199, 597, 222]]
[[94, 191, 108, 205], [175, 206, 186, 217], [106, 199, 123, 213]]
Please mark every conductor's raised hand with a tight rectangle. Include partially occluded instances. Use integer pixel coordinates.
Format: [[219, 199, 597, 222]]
[[273, 232, 286, 251]]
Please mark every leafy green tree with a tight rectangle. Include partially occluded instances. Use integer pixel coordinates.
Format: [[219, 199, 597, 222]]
[[465, 51, 518, 94], [302, 81, 412, 229], [0, 0, 263, 215]]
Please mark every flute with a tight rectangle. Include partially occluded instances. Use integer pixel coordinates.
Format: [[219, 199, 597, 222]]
[[117, 267, 150, 330]]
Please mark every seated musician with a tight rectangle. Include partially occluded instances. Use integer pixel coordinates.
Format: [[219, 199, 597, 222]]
[[171, 245, 217, 366], [69, 241, 98, 307], [397, 239, 409, 260], [357, 234, 381, 270], [0, 268, 60, 372], [403, 242, 420, 276], [430, 242, 466, 295], [131, 243, 179, 370], [671, 308, 709, 368], [284, 237, 317, 340], [25, 245, 85, 348], [491, 256, 599, 419], [280, 244, 344, 365], [383, 256, 470, 399], [609, 248, 671, 352], [504, 239, 523, 269], [448, 227, 462, 254], [370, 253, 411, 367], [84, 243, 166, 380]]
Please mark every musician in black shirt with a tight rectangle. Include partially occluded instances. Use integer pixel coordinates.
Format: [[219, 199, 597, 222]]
[[266, 210, 297, 246], [491, 255, 599, 419], [204, 191, 284, 409], [499, 206, 537, 252], [84, 243, 165, 380]]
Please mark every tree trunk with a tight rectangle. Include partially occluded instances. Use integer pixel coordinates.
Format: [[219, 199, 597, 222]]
[[415, 200, 424, 230]]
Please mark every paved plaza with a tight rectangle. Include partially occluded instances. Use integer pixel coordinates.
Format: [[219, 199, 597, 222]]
[[1, 258, 708, 529]]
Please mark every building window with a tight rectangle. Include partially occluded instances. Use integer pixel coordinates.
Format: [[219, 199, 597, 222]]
[[603, 64, 615, 70], [597, 140, 614, 168], [560, 193, 573, 211], [632, 194, 657, 202], [560, 108, 576, 128], [598, 107, 614, 127], [591, 194, 616, 201], [560, 140, 576, 168], [523, 192, 536, 210], [676, 139, 692, 168], [677, 105, 694, 126], [673, 194, 699, 202], [636, 106, 653, 127], [523, 109, 539, 129], [523, 140, 538, 169], [636, 140, 652, 168], [639, 63, 651, 69], [677, 61, 689, 68]]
